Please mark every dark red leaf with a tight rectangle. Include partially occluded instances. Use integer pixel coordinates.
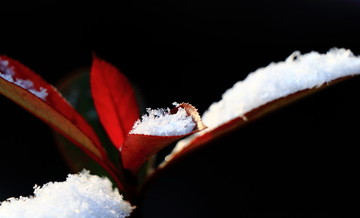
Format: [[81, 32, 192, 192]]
[[90, 55, 139, 149], [121, 103, 206, 174]]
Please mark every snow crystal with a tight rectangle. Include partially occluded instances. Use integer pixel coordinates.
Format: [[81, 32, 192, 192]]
[[0, 58, 48, 100], [0, 171, 133, 218], [172, 48, 360, 154], [130, 104, 196, 136]]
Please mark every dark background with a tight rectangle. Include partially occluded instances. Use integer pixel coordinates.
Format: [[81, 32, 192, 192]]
[[1, 0, 360, 217]]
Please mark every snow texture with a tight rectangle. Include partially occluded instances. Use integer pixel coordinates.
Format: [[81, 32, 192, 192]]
[[172, 48, 360, 154], [130, 103, 196, 136], [0, 171, 133, 218], [0, 58, 48, 100]]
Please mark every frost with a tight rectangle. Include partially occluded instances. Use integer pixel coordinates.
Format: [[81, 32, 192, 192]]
[[130, 104, 196, 136], [0, 58, 48, 100], [0, 171, 133, 218], [172, 48, 360, 154]]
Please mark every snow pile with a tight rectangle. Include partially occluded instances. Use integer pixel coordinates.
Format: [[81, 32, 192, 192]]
[[130, 103, 196, 136], [172, 48, 360, 154], [0, 58, 48, 100], [0, 171, 133, 218]]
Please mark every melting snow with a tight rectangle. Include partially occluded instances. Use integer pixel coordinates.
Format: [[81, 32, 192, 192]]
[[0, 171, 133, 218], [130, 103, 196, 136], [0, 59, 48, 100]]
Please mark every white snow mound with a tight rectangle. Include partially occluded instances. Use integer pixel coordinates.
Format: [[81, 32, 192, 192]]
[[130, 103, 195, 136], [0, 170, 133, 218]]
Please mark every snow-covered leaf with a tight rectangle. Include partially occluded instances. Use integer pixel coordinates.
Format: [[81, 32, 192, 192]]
[[164, 48, 360, 165], [121, 103, 206, 174]]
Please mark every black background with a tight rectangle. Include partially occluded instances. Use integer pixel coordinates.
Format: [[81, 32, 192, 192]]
[[1, 0, 360, 217]]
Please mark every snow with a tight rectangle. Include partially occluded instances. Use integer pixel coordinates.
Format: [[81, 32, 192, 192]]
[[0, 171, 133, 218], [171, 48, 360, 155], [130, 103, 196, 136], [201, 48, 360, 129], [0, 59, 48, 100]]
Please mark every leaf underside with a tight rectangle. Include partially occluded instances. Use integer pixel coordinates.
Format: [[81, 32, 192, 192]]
[[0, 56, 105, 161]]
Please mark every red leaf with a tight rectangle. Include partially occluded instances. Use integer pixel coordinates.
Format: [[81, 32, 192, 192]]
[[0, 56, 106, 161], [121, 103, 206, 174], [90, 55, 139, 149]]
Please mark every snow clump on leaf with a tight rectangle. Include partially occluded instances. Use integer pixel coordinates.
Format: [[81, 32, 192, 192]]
[[130, 103, 196, 136]]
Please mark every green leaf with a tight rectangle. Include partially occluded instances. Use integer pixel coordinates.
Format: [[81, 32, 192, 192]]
[[55, 69, 123, 172]]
